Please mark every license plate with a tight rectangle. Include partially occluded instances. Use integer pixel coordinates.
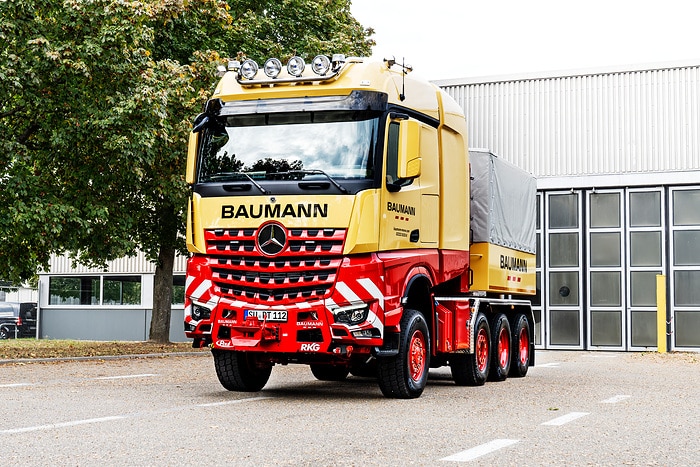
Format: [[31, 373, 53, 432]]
[[244, 309, 288, 322]]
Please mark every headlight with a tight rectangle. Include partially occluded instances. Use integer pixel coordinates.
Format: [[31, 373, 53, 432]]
[[191, 304, 212, 321], [240, 59, 259, 79], [331, 303, 369, 325], [287, 56, 305, 77], [264, 58, 282, 78], [311, 55, 331, 76]]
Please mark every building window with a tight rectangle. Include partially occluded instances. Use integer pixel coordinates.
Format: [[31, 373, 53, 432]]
[[49, 277, 99, 305], [103, 276, 141, 305], [48, 275, 142, 306], [173, 275, 186, 305]]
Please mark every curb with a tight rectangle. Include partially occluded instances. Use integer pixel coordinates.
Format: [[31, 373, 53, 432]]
[[0, 351, 211, 366]]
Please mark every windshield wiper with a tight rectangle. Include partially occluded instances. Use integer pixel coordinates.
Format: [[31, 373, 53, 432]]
[[286, 170, 348, 194], [206, 172, 267, 194]]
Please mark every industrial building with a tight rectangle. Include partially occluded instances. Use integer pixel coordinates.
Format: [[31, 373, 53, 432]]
[[436, 59, 700, 351], [37, 59, 700, 350]]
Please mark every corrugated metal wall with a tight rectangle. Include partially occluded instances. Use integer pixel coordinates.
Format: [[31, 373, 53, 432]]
[[439, 63, 700, 178], [48, 251, 187, 275]]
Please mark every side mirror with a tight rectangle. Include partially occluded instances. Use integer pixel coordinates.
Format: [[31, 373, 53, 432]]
[[185, 132, 198, 185], [397, 119, 421, 179]]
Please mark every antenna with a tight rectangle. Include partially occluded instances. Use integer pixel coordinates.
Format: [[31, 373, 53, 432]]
[[400, 57, 406, 101]]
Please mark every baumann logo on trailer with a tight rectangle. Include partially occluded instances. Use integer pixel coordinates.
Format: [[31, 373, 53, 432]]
[[221, 203, 329, 219]]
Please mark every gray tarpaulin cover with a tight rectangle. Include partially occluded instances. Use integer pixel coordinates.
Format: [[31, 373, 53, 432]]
[[470, 150, 537, 254]]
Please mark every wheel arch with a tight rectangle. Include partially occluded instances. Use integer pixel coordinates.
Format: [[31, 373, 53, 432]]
[[401, 270, 434, 332]]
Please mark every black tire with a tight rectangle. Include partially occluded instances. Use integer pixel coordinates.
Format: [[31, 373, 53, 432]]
[[310, 364, 350, 381], [212, 349, 272, 392], [451, 312, 490, 386], [509, 313, 532, 378], [377, 309, 430, 399], [487, 314, 511, 382], [0, 325, 12, 340]]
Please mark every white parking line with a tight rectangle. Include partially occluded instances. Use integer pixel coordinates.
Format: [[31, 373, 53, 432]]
[[601, 394, 631, 404], [0, 373, 160, 388], [1, 416, 128, 434], [441, 439, 520, 462], [0, 383, 32, 388], [537, 362, 561, 368], [542, 411, 590, 426], [0, 396, 271, 435], [93, 374, 158, 380]]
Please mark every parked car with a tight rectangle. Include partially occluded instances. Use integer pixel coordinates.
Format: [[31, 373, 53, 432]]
[[0, 302, 37, 339]]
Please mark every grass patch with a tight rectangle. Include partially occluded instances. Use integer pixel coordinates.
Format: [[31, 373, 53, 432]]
[[0, 339, 207, 361]]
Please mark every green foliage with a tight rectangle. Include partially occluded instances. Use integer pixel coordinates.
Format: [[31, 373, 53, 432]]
[[0, 0, 372, 339]]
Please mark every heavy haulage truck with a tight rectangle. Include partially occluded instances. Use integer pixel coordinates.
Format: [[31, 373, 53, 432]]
[[184, 54, 537, 398]]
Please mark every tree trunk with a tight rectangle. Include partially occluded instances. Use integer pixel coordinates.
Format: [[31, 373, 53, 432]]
[[149, 242, 175, 343]]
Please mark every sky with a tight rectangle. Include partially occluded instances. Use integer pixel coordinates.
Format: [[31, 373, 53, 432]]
[[350, 0, 700, 81]]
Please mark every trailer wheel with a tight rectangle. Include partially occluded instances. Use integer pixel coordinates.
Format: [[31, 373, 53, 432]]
[[377, 309, 430, 399], [509, 313, 531, 378], [310, 364, 350, 381], [488, 314, 511, 381], [212, 349, 272, 392], [451, 312, 490, 386]]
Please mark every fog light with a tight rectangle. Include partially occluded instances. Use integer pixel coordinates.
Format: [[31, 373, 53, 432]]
[[240, 59, 259, 79], [311, 55, 331, 75], [352, 329, 375, 338], [264, 58, 282, 78], [287, 56, 305, 77]]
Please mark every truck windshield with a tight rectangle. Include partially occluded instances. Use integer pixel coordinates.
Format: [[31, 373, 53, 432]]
[[197, 110, 380, 183]]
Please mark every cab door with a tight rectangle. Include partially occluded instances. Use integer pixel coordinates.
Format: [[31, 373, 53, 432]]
[[379, 116, 439, 251]]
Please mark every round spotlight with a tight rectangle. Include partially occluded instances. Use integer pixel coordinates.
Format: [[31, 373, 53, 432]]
[[287, 56, 305, 77], [311, 55, 331, 76], [263, 58, 282, 78], [240, 59, 259, 79]]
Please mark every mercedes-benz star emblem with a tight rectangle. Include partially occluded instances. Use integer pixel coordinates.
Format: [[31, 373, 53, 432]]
[[257, 222, 287, 256]]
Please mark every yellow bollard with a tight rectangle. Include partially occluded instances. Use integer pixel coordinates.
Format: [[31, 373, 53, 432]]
[[656, 274, 667, 353]]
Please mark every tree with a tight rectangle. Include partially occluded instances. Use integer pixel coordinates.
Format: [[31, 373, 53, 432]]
[[0, 0, 373, 341]]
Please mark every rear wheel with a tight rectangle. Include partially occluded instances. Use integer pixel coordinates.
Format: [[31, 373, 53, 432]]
[[488, 314, 511, 381], [377, 309, 430, 399], [451, 312, 490, 386], [310, 364, 350, 381], [212, 349, 272, 392], [509, 313, 531, 378]]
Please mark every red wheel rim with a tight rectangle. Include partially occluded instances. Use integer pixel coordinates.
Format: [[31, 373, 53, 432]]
[[408, 330, 426, 382], [498, 327, 510, 369], [518, 327, 529, 365], [476, 328, 489, 373]]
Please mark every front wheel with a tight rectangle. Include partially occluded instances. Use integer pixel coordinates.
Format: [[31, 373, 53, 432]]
[[377, 309, 430, 399], [212, 349, 272, 392], [451, 312, 490, 386]]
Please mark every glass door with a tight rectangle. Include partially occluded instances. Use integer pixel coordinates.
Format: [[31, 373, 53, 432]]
[[669, 187, 700, 350], [545, 191, 584, 349], [626, 189, 665, 351], [587, 190, 625, 350]]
